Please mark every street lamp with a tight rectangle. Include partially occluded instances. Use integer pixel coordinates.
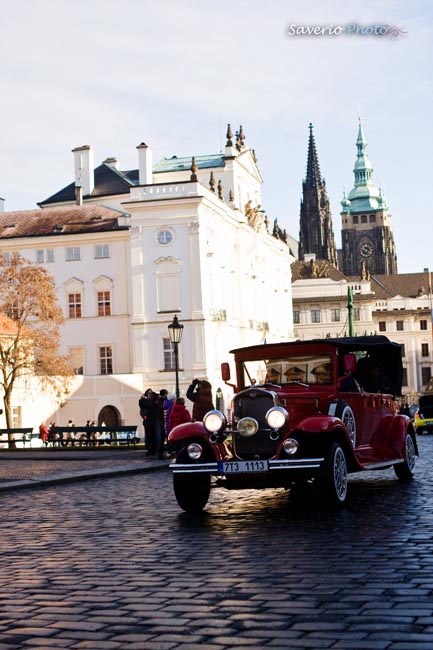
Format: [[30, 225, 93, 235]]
[[168, 315, 184, 398]]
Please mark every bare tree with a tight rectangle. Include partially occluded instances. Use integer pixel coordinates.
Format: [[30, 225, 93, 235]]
[[0, 253, 73, 446]]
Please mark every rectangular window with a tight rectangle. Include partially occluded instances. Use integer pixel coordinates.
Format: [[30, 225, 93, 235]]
[[422, 367, 431, 387], [354, 307, 361, 321], [369, 215, 376, 223], [69, 347, 84, 375], [163, 338, 175, 371], [293, 310, 300, 324], [421, 343, 429, 357], [353, 216, 359, 225], [361, 215, 367, 223], [37, 248, 54, 263], [396, 320, 404, 331], [379, 321, 386, 332], [95, 244, 110, 259], [311, 309, 321, 323], [402, 368, 408, 386], [331, 309, 340, 323], [420, 320, 427, 330], [11, 406, 22, 428], [400, 344, 406, 358], [66, 247, 81, 261], [97, 291, 111, 316], [6, 301, 19, 320], [68, 293, 82, 318], [99, 346, 113, 375]]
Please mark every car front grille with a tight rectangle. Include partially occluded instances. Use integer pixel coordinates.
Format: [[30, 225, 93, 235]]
[[232, 388, 279, 460]]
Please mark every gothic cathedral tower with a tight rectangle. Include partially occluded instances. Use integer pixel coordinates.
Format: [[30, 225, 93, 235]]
[[299, 124, 338, 266], [341, 119, 398, 276]]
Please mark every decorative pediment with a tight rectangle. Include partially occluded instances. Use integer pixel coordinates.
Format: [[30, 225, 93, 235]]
[[235, 149, 263, 184]]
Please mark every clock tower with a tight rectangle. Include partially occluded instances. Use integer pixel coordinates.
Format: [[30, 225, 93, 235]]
[[341, 120, 398, 276]]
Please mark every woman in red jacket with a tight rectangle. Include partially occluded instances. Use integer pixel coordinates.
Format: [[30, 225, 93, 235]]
[[169, 398, 191, 431]]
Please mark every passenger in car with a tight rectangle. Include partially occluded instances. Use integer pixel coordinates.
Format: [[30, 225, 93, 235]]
[[284, 366, 305, 382], [312, 363, 332, 384], [356, 357, 389, 393]]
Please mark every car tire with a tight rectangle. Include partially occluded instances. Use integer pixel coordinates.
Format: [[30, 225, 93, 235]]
[[318, 442, 348, 505], [173, 473, 211, 513], [330, 401, 356, 447], [394, 433, 416, 481]]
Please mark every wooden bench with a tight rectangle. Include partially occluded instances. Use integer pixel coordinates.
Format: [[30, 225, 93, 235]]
[[0, 428, 35, 448], [49, 425, 140, 447]]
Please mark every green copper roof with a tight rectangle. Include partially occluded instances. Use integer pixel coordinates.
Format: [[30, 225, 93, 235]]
[[153, 154, 225, 174], [341, 120, 386, 213]]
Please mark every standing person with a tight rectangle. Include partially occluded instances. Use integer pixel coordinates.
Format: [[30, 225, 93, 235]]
[[186, 379, 214, 422], [139, 388, 158, 455], [163, 392, 176, 436], [39, 422, 49, 447], [156, 389, 168, 459], [169, 398, 191, 430]]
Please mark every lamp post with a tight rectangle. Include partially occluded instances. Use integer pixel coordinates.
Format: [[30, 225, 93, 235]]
[[168, 315, 184, 398]]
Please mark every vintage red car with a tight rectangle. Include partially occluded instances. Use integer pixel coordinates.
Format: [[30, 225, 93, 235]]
[[168, 336, 418, 512]]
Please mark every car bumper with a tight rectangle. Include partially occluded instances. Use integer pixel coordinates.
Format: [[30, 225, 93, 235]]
[[170, 457, 325, 474]]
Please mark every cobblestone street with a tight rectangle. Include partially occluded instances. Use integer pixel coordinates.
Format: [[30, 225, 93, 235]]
[[0, 437, 432, 649]]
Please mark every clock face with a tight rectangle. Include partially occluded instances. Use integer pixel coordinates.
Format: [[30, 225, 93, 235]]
[[360, 242, 373, 258], [156, 229, 173, 245]]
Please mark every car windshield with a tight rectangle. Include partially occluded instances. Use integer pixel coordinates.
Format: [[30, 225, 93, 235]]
[[241, 354, 333, 388]]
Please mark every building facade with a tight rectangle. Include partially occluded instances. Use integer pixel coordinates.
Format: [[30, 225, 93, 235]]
[[292, 259, 433, 400], [0, 126, 295, 431]]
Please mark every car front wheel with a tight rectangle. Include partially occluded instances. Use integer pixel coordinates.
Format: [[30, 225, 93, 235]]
[[173, 473, 211, 513], [319, 442, 348, 505], [394, 434, 416, 480]]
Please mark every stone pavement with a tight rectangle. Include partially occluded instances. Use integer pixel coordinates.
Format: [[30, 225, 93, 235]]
[[0, 447, 169, 490]]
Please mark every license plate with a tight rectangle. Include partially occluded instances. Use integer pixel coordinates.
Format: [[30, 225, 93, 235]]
[[218, 460, 269, 474]]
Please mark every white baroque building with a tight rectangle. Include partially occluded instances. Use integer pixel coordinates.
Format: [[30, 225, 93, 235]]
[[0, 126, 295, 431]]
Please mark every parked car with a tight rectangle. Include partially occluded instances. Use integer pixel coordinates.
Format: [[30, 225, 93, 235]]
[[414, 394, 433, 434], [168, 335, 418, 512]]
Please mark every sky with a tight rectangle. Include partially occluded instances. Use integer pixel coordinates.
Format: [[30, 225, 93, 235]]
[[0, 0, 431, 274]]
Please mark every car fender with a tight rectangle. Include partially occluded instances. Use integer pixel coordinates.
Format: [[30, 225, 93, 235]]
[[382, 415, 419, 458], [168, 421, 228, 461], [297, 415, 348, 435], [168, 421, 206, 442]]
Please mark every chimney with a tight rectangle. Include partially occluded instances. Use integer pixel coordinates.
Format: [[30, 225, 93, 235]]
[[72, 145, 94, 197], [137, 142, 153, 185], [0, 197, 4, 212], [75, 186, 83, 206], [103, 156, 119, 170]]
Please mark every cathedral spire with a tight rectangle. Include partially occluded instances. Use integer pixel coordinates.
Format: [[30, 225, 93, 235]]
[[305, 122, 322, 188], [298, 123, 338, 267]]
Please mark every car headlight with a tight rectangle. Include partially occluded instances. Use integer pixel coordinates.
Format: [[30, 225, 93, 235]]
[[187, 443, 203, 460], [283, 438, 298, 456], [237, 417, 259, 437], [203, 410, 226, 433], [266, 406, 288, 430]]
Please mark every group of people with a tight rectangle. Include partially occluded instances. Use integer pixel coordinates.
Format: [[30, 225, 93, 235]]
[[138, 379, 214, 458], [38, 418, 102, 447]]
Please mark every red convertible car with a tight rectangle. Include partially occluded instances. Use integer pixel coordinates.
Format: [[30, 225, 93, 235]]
[[168, 336, 418, 512]]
